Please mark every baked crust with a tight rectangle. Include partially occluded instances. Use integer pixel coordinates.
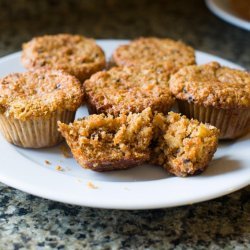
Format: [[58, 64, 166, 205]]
[[112, 37, 196, 74], [151, 112, 219, 177], [169, 62, 250, 109], [0, 69, 83, 121], [84, 64, 175, 116], [21, 34, 106, 81], [58, 108, 153, 171]]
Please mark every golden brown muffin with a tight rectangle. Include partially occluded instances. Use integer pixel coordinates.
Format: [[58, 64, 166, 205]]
[[22, 34, 106, 82], [151, 112, 219, 177], [111, 37, 196, 74], [58, 108, 153, 171], [0, 69, 83, 148], [84, 64, 175, 116], [169, 62, 250, 139]]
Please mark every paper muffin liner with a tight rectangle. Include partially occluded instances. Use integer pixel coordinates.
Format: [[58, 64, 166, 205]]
[[0, 110, 75, 148], [177, 100, 250, 139]]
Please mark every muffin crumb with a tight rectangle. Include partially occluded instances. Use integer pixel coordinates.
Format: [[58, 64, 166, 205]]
[[87, 181, 98, 189], [55, 165, 64, 171]]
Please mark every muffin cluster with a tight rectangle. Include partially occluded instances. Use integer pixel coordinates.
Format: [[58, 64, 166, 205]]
[[0, 34, 249, 177], [0, 34, 104, 148]]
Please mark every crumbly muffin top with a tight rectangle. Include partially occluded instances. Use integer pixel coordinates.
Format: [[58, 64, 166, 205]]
[[112, 37, 196, 74], [169, 62, 250, 109], [152, 111, 219, 176], [84, 64, 175, 115], [0, 69, 83, 120], [58, 108, 153, 166], [21, 34, 105, 78]]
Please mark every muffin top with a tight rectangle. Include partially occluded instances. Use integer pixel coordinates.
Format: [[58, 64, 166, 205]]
[[0, 69, 83, 120], [21, 34, 106, 81], [169, 62, 250, 109], [84, 64, 175, 116], [112, 37, 195, 74]]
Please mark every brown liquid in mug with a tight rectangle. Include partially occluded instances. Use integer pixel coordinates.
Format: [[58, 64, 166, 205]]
[[230, 0, 250, 21]]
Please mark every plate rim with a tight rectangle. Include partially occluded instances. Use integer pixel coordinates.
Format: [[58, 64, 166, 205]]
[[205, 0, 250, 31]]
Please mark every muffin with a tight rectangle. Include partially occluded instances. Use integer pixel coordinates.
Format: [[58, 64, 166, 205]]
[[84, 64, 175, 116], [0, 69, 83, 148], [111, 37, 196, 74], [169, 62, 250, 139], [22, 34, 106, 82], [151, 112, 219, 177], [58, 108, 153, 171]]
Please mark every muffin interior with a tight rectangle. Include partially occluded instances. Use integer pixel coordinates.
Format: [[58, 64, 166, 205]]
[[58, 108, 220, 175], [152, 112, 219, 176], [58, 108, 153, 171]]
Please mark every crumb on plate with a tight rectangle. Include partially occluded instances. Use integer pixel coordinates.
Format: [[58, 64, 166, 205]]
[[55, 165, 64, 171], [87, 181, 98, 189]]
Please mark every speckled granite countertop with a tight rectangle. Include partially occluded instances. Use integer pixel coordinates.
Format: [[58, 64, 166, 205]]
[[0, 0, 249, 249]]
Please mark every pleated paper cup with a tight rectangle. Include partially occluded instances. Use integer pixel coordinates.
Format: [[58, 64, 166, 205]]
[[0, 110, 75, 148], [177, 100, 250, 139]]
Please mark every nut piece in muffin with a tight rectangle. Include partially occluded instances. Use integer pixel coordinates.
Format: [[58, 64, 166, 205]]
[[0, 69, 83, 148], [151, 112, 219, 177], [58, 108, 153, 171], [169, 62, 250, 139], [22, 34, 106, 82], [84, 64, 175, 116], [111, 37, 195, 74]]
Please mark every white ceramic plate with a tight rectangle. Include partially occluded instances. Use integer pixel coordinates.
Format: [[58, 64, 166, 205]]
[[0, 40, 249, 210], [206, 0, 250, 31]]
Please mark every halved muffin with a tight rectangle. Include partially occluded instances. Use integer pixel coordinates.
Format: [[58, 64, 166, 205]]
[[58, 107, 219, 176], [0, 69, 83, 148], [111, 37, 196, 73], [84, 64, 175, 116], [22, 34, 106, 81], [58, 108, 153, 171], [151, 112, 219, 177], [169, 62, 250, 139]]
